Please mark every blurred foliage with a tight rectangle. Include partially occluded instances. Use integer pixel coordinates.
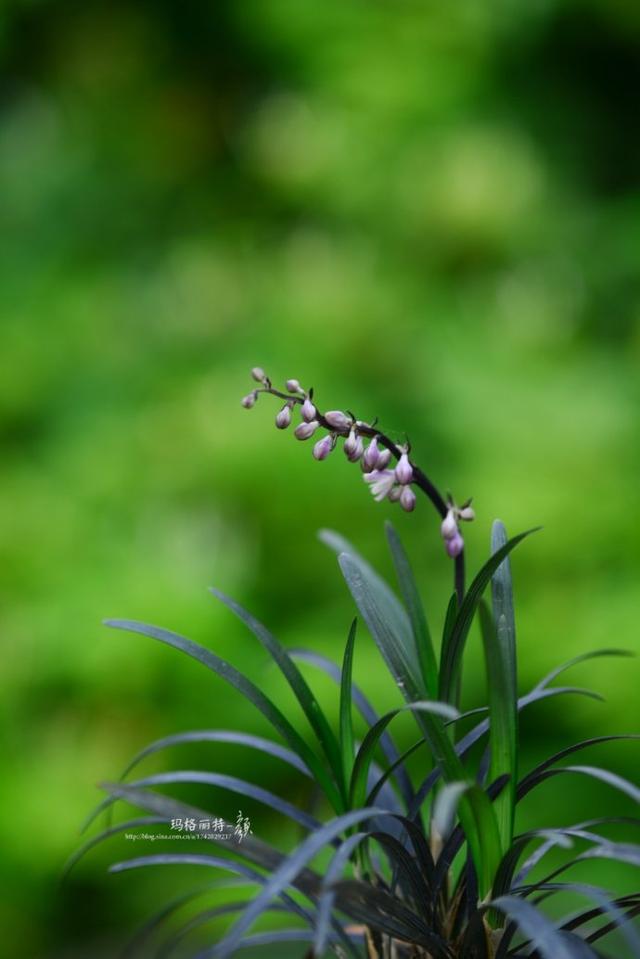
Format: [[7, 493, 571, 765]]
[[0, 0, 639, 955]]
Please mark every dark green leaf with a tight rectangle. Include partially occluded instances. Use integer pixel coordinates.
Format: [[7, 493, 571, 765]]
[[439, 528, 538, 705], [385, 521, 438, 698], [103, 620, 342, 812], [290, 647, 415, 809], [339, 619, 357, 791], [484, 519, 518, 852], [349, 701, 459, 809], [208, 587, 344, 800]]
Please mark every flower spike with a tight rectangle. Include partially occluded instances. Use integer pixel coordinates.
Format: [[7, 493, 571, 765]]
[[240, 368, 474, 603]]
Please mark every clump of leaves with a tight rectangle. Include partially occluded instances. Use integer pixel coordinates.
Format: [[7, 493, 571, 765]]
[[70, 372, 640, 958]]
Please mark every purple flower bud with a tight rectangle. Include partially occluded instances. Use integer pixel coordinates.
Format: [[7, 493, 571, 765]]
[[286, 378, 302, 393], [241, 391, 257, 409], [400, 486, 416, 512], [363, 437, 381, 471], [294, 420, 319, 440], [445, 531, 464, 558], [313, 434, 334, 460], [275, 403, 292, 429], [458, 505, 475, 522], [344, 428, 363, 462], [440, 509, 458, 540], [324, 410, 352, 431], [301, 397, 317, 422], [376, 448, 392, 469], [251, 367, 266, 382], [395, 452, 413, 485], [388, 485, 402, 502]]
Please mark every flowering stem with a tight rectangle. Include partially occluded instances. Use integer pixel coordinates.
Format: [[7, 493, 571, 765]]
[[257, 386, 466, 605]]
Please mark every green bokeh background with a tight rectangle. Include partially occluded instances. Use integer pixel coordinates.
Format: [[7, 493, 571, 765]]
[[1, 1, 639, 955]]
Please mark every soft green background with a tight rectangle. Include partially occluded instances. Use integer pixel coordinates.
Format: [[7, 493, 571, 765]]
[[1, 1, 639, 955]]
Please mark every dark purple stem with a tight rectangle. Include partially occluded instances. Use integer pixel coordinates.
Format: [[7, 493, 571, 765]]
[[260, 388, 466, 605]]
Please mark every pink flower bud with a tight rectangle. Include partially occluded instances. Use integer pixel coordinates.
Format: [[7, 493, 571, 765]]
[[324, 410, 351, 431], [251, 367, 266, 382], [313, 434, 334, 460], [376, 448, 392, 469], [395, 452, 413, 485], [275, 403, 292, 429], [344, 428, 363, 462], [458, 505, 475, 522], [440, 509, 458, 540], [400, 486, 416, 512], [294, 420, 319, 440], [301, 398, 317, 422], [363, 437, 381, 471], [286, 378, 302, 393], [241, 392, 257, 409], [388, 485, 402, 502], [445, 531, 464, 557]]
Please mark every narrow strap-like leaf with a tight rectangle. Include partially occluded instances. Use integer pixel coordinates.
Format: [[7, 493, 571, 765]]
[[290, 646, 416, 808], [104, 620, 343, 813], [118, 729, 312, 783], [202, 806, 390, 959], [518, 764, 640, 805], [314, 832, 369, 958], [439, 528, 538, 705], [320, 528, 424, 697], [486, 895, 576, 959], [97, 770, 323, 832], [349, 701, 459, 809], [535, 648, 634, 691], [485, 519, 518, 853], [208, 587, 344, 799], [385, 521, 438, 698], [339, 619, 357, 791], [409, 684, 606, 818]]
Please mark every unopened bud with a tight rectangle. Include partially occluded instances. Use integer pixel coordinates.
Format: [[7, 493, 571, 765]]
[[376, 448, 392, 469], [241, 392, 257, 409], [458, 506, 475, 522], [275, 403, 292, 429], [344, 428, 363, 462], [445, 531, 464, 558], [251, 367, 266, 382], [400, 486, 416, 512], [313, 434, 334, 460], [286, 378, 303, 393], [294, 420, 319, 440], [301, 398, 317, 422], [363, 437, 381, 471], [324, 410, 352, 431], [440, 509, 458, 540], [388, 485, 402, 502], [395, 452, 413, 485]]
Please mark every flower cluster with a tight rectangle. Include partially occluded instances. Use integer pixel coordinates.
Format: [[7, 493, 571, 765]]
[[242, 369, 475, 537], [440, 498, 475, 557]]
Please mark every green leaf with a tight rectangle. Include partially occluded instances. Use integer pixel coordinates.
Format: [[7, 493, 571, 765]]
[[290, 646, 416, 809], [439, 527, 538, 705], [320, 529, 424, 696], [518, 764, 640, 805], [103, 620, 343, 813], [339, 619, 357, 792], [485, 520, 518, 853], [487, 896, 576, 959], [208, 588, 345, 803], [335, 549, 502, 896], [349, 701, 459, 809], [385, 521, 438, 698]]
